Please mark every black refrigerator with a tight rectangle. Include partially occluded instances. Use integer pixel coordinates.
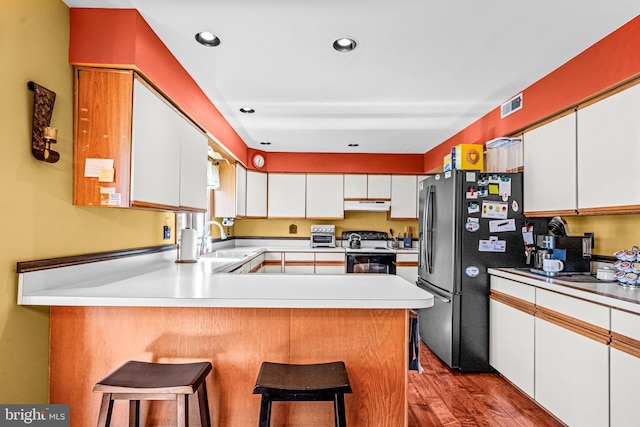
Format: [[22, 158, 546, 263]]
[[417, 170, 547, 372]]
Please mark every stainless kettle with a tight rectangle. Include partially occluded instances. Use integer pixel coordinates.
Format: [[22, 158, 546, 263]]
[[349, 233, 361, 249]]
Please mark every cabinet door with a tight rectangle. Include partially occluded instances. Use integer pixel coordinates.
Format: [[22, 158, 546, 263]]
[[489, 277, 535, 398], [178, 118, 208, 211], [306, 174, 344, 219], [212, 162, 237, 218], [314, 252, 345, 275], [610, 309, 640, 427], [131, 78, 181, 208], [263, 252, 283, 273], [344, 174, 367, 199], [534, 289, 609, 427], [390, 175, 417, 219], [74, 68, 134, 207], [395, 251, 418, 283], [368, 175, 391, 199], [246, 170, 267, 218], [523, 112, 576, 215], [577, 83, 640, 212], [235, 163, 247, 217], [268, 173, 306, 218], [283, 252, 314, 274]]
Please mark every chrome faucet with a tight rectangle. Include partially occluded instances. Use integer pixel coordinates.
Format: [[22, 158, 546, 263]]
[[200, 220, 227, 255]]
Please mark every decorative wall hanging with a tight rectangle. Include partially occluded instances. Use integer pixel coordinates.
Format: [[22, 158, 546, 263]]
[[28, 81, 59, 163]]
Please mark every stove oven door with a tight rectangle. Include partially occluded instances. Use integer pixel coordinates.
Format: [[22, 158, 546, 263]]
[[346, 253, 396, 274]]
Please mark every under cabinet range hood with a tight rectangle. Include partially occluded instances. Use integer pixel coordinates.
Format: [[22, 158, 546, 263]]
[[343, 200, 391, 211]]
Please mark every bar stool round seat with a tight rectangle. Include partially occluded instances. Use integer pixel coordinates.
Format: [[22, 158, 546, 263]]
[[93, 360, 212, 427], [252, 361, 352, 427]]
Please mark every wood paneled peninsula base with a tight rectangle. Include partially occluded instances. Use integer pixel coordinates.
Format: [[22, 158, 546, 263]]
[[50, 306, 409, 426]]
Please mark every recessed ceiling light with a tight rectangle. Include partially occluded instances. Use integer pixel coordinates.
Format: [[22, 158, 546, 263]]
[[195, 31, 221, 47], [333, 37, 358, 52], [260, 141, 271, 145], [239, 107, 255, 114], [348, 143, 359, 147]]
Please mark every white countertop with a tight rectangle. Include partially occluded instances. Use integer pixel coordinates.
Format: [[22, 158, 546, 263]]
[[489, 267, 640, 314], [18, 249, 433, 309]]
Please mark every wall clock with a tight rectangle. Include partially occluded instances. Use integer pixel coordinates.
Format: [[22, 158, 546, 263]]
[[252, 153, 265, 169]]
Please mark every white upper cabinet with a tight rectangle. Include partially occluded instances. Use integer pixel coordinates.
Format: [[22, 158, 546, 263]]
[[577, 83, 640, 213], [178, 118, 208, 211], [131, 78, 182, 208], [268, 173, 306, 218], [367, 175, 391, 199], [306, 174, 344, 219], [344, 174, 391, 199], [344, 174, 367, 199], [246, 170, 267, 218], [523, 112, 577, 215], [390, 175, 418, 219], [235, 163, 247, 217]]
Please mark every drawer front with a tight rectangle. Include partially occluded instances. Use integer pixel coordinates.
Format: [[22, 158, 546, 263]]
[[490, 276, 535, 303], [536, 288, 609, 330], [611, 309, 640, 340], [315, 252, 345, 262]]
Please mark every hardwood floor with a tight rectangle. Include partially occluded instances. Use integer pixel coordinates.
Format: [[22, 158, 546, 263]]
[[407, 343, 564, 426]]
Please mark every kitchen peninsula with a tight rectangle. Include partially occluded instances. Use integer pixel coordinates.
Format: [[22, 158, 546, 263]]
[[18, 246, 433, 427]]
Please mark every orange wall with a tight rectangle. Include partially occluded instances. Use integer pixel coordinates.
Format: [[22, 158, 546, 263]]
[[424, 15, 640, 171]]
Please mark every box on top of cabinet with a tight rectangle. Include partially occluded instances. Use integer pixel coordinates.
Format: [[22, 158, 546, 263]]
[[454, 144, 484, 171]]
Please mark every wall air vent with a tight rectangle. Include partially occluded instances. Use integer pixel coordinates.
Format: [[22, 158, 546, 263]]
[[500, 93, 523, 119]]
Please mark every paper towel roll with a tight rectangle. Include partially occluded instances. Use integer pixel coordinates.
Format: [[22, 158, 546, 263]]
[[179, 228, 198, 262]]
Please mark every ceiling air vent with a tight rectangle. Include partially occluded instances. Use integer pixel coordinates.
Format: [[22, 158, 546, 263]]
[[501, 93, 523, 119]]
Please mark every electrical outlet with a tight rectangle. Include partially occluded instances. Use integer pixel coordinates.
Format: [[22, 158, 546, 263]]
[[163, 225, 171, 240]]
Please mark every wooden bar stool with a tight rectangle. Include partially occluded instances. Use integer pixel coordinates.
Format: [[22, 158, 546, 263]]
[[93, 360, 212, 427], [252, 361, 352, 427]]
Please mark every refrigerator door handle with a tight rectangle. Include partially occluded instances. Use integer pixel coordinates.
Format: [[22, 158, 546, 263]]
[[425, 185, 434, 274], [417, 279, 452, 303]]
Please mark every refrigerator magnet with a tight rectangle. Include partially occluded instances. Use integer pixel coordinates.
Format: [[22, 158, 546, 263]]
[[489, 219, 516, 232], [465, 266, 480, 278], [481, 201, 508, 219], [468, 202, 480, 214], [465, 220, 480, 232], [512, 200, 519, 212], [478, 237, 507, 252]]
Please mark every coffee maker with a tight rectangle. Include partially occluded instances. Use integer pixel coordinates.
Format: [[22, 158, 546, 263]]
[[529, 217, 593, 276]]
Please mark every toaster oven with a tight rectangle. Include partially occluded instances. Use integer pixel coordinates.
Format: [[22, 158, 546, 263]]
[[310, 225, 335, 247]]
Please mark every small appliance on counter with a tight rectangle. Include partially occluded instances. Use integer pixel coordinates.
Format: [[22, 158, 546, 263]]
[[528, 217, 593, 276], [310, 225, 335, 247]]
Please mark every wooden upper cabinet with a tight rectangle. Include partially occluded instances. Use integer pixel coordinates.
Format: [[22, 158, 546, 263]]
[[73, 67, 207, 212], [74, 68, 133, 207]]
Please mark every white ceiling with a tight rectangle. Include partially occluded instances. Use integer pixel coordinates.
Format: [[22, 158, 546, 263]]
[[63, 0, 640, 154]]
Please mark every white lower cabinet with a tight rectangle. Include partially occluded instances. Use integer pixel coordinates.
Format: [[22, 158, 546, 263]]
[[314, 252, 345, 274], [283, 252, 315, 274], [610, 309, 640, 427], [395, 251, 418, 284], [490, 276, 618, 426], [489, 277, 535, 398], [263, 252, 283, 273], [534, 289, 609, 427]]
